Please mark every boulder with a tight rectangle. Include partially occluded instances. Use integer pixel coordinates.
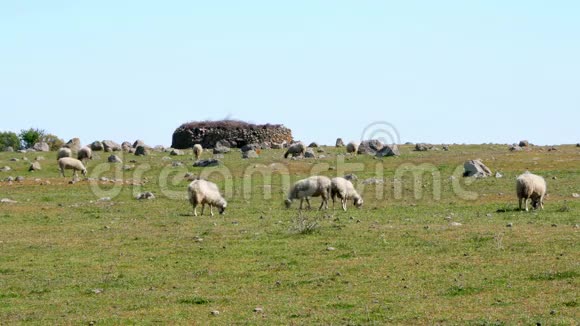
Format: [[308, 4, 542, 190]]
[[509, 145, 523, 152], [241, 143, 260, 152], [335, 138, 345, 147], [102, 140, 122, 152], [463, 160, 492, 178], [33, 142, 50, 152], [213, 144, 231, 154], [271, 142, 285, 149], [90, 141, 104, 151], [344, 174, 358, 181], [193, 159, 221, 167], [375, 144, 400, 157], [518, 140, 529, 147], [65, 138, 81, 152], [108, 155, 123, 163], [215, 140, 233, 148], [442, 145, 450, 151], [0, 166, 11, 172], [136, 192, 155, 200], [304, 148, 316, 158], [415, 143, 433, 152], [133, 140, 146, 148], [308, 142, 319, 148], [242, 150, 259, 159], [357, 140, 383, 155], [3, 146, 14, 152], [170, 149, 184, 156], [134, 146, 148, 156], [153, 145, 165, 152], [29, 162, 42, 172]]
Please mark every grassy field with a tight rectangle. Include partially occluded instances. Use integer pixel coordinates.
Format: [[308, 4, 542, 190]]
[[0, 144, 578, 325]]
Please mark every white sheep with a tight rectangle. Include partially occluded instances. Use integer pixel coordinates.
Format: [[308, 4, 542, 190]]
[[188, 179, 227, 216], [284, 142, 305, 159], [58, 157, 87, 179], [346, 141, 359, 154], [285, 176, 331, 210], [516, 172, 546, 211], [77, 146, 93, 163], [57, 147, 72, 160], [193, 144, 203, 160], [331, 177, 364, 211]]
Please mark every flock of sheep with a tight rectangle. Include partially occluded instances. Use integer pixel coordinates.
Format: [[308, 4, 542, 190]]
[[52, 143, 547, 216]]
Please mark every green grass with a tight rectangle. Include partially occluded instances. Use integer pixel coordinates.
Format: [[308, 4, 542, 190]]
[[0, 144, 578, 324]]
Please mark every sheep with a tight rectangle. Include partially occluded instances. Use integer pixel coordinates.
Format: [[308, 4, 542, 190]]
[[57, 147, 72, 160], [193, 144, 203, 160], [284, 142, 305, 159], [58, 157, 87, 179], [516, 172, 546, 211], [187, 179, 227, 216], [346, 141, 359, 154], [77, 146, 93, 164], [331, 177, 364, 211], [284, 176, 331, 210]]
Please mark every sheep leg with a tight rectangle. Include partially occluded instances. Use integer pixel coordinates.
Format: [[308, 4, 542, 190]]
[[193, 203, 198, 217], [305, 197, 311, 209], [299, 198, 304, 210], [518, 197, 523, 211], [342, 198, 347, 212], [201, 203, 206, 216], [524, 198, 529, 212], [539, 197, 544, 210], [209, 205, 214, 217]]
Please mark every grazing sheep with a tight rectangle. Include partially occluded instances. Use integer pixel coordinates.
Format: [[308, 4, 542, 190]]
[[77, 146, 93, 163], [516, 172, 546, 211], [58, 157, 87, 179], [331, 177, 363, 211], [285, 176, 331, 210], [188, 179, 227, 216], [57, 147, 72, 160], [193, 144, 203, 160], [346, 141, 359, 154], [284, 142, 305, 159]]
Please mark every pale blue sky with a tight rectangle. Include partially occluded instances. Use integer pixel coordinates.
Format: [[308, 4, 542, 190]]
[[1, 1, 578, 146]]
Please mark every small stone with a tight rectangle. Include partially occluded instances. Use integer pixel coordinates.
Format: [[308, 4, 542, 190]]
[[172, 161, 184, 167], [486, 213, 492, 218], [444, 216, 452, 221], [495, 172, 503, 178], [9, 158, 19, 162], [326, 247, 336, 251], [275, 281, 282, 286], [210, 310, 220, 316], [552, 176, 557, 180], [0, 166, 11, 172], [572, 193, 580, 198], [98, 197, 112, 202], [551, 224, 557, 227], [506, 223, 513, 228], [15, 176, 25, 182], [450, 222, 462, 227], [550, 310, 556, 315], [136, 192, 155, 200], [254, 307, 264, 313], [29, 162, 42, 171], [0, 198, 18, 204], [92, 289, 103, 294], [99, 177, 109, 182]]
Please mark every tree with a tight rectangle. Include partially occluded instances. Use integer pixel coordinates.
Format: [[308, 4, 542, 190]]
[[19, 128, 45, 149], [41, 134, 65, 151], [0, 131, 20, 150]]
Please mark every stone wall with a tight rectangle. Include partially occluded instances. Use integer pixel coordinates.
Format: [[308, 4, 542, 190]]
[[171, 120, 293, 149]]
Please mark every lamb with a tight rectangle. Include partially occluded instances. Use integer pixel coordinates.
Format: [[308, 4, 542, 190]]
[[58, 157, 87, 179], [187, 179, 227, 216], [57, 147, 72, 160], [284, 142, 305, 159], [193, 144, 203, 160], [516, 172, 546, 211], [346, 141, 359, 154], [285, 176, 331, 210], [331, 177, 364, 211], [77, 146, 93, 163]]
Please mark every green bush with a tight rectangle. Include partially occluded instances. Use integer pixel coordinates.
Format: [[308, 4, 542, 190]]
[[0, 131, 20, 150], [19, 128, 45, 149], [42, 134, 65, 151]]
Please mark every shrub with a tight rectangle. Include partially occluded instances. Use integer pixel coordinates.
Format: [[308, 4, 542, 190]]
[[0, 131, 20, 150], [41, 134, 65, 151], [19, 128, 45, 149]]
